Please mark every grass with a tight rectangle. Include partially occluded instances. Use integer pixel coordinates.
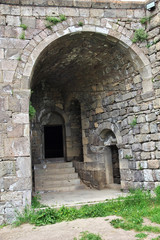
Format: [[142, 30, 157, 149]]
[[135, 233, 148, 239], [140, 16, 151, 25], [129, 117, 137, 127], [132, 28, 148, 43], [20, 24, 27, 30], [45, 14, 66, 29], [19, 31, 25, 40], [13, 187, 160, 235], [74, 231, 102, 240], [29, 101, 36, 120]]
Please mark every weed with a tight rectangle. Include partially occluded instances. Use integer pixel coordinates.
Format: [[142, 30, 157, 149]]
[[129, 117, 137, 127], [17, 56, 21, 61], [135, 233, 148, 239], [78, 22, 83, 27], [59, 14, 66, 22], [32, 194, 46, 209], [45, 15, 66, 29], [29, 101, 36, 120], [45, 23, 52, 30], [0, 224, 7, 229], [146, 40, 157, 48], [19, 31, 25, 40], [20, 23, 27, 30], [125, 155, 133, 160], [76, 231, 102, 240], [132, 28, 148, 43], [152, 236, 160, 240], [154, 186, 160, 202], [140, 16, 151, 25], [138, 163, 143, 170], [46, 16, 60, 25]]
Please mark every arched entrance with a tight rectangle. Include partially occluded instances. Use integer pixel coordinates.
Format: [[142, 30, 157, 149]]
[[17, 24, 152, 192]]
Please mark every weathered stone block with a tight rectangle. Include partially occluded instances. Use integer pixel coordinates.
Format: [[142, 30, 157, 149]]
[[154, 170, 160, 181], [134, 171, 144, 182], [143, 182, 155, 190], [153, 98, 160, 109], [0, 49, 4, 59], [137, 115, 146, 123], [7, 124, 23, 138], [141, 152, 150, 160], [146, 113, 157, 122], [0, 111, 10, 123], [12, 113, 29, 124], [22, 17, 36, 29], [4, 137, 30, 157], [132, 143, 141, 152], [156, 41, 160, 51], [143, 169, 154, 182], [1, 60, 17, 71], [20, 6, 33, 16], [140, 123, 150, 134], [150, 123, 157, 133], [142, 142, 156, 152], [32, 7, 46, 16], [3, 71, 14, 83], [148, 160, 159, 169], [16, 157, 31, 178], [90, 9, 104, 18], [6, 16, 21, 27]]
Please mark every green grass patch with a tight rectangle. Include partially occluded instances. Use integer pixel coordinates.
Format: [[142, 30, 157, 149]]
[[135, 233, 148, 239], [45, 14, 66, 29], [19, 31, 25, 40], [20, 24, 27, 30], [132, 28, 148, 43], [13, 187, 160, 234], [74, 231, 102, 240]]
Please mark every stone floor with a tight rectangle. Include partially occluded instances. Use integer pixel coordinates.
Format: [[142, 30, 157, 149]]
[[38, 188, 128, 208]]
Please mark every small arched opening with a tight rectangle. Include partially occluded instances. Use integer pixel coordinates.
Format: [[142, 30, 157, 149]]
[[100, 129, 121, 188]]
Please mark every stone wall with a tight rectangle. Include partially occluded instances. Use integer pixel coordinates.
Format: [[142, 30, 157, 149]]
[[0, 0, 160, 223]]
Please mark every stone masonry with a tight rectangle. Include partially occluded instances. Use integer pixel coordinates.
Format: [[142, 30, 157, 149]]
[[0, 0, 160, 223]]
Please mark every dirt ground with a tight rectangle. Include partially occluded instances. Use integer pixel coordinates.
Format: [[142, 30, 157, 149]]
[[1, 216, 160, 240]]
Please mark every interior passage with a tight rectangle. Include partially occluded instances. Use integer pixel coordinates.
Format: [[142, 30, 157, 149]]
[[44, 125, 64, 158]]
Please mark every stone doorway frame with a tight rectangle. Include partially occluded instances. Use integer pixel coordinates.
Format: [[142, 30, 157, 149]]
[[96, 122, 123, 187]]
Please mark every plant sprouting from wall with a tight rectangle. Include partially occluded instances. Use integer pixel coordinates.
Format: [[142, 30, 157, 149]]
[[45, 15, 67, 29], [129, 117, 137, 127], [29, 101, 36, 120], [20, 23, 28, 30], [132, 28, 148, 43], [140, 16, 151, 25], [19, 31, 25, 40], [125, 155, 133, 160], [19, 22, 28, 40], [78, 22, 83, 26]]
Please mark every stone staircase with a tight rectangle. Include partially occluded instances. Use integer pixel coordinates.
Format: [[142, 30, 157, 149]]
[[34, 162, 83, 192]]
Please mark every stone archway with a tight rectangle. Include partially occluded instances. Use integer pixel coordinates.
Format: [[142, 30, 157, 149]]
[[17, 23, 153, 192]]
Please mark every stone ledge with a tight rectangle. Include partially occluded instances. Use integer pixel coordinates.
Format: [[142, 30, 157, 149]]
[[0, 0, 146, 9]]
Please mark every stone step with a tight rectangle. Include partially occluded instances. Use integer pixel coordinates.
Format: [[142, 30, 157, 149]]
[[34, 162, 82, 192], [35, 178, 80, 188], [34, 162, 73, 170], [35, 172, 79, 181], [35, 184, 84, 192], [34, 167, 75, 175]]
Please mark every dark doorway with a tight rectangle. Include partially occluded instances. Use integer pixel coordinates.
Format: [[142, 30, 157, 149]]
[[44, 125, 64, 158], [111, 145, 120, 184]]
